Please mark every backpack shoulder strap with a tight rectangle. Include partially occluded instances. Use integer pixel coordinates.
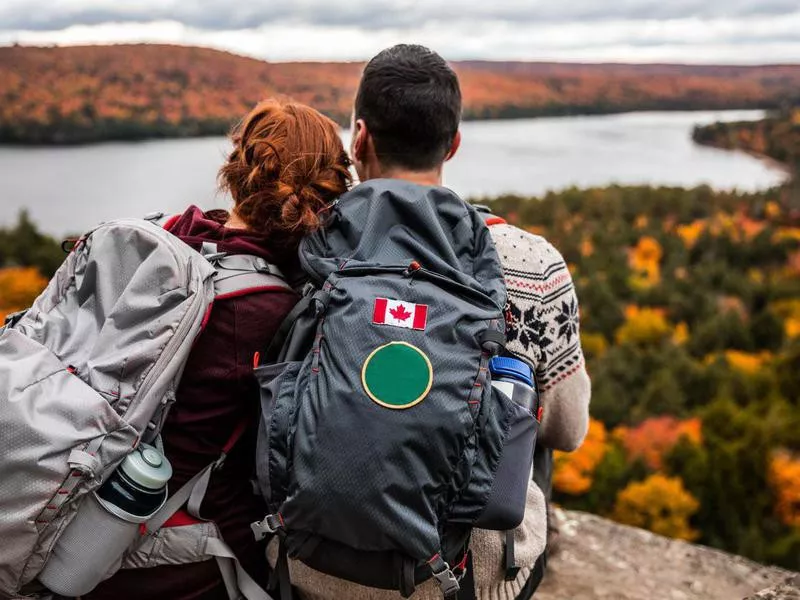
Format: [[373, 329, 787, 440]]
[[147, 212, 292, 299], [200, 242, 293, 300], [473, 205, 508, 227], [143, 211, 181, 230]]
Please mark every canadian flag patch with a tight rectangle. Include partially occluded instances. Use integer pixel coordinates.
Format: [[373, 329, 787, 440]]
[[372, 298, 428, 331]]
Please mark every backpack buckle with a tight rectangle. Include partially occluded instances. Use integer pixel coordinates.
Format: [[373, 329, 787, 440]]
[[428, 554, 460, 598], [251, 513, 284, 540], [200, 241, 227, 263], [432, 565, 460, 598]]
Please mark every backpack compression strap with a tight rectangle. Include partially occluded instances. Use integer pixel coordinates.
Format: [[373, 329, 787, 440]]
[[145, 212, 292, 298], [143, 424, 274, 600], [199, 242, 293, 299]]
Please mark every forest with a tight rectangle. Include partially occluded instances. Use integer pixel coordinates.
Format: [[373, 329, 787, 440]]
[[693, 107, 800, 169], [487, 182, 800, 570], [2, 44, 800, 144]]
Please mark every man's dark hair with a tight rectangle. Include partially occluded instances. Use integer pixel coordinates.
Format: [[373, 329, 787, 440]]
[[355, 44, 461, 171]]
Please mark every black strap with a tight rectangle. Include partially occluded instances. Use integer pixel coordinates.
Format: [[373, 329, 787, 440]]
[[504, 531, 521, 581], [263, 294, 314, 364], [515, 551, 547, 600], [457, 551, 476, 600], [276, 537, 293, 600], [399, 557, 416, 598], [3, 309, 27, 329], [478, 329, 506, 348], [294, 532, 323, 562]]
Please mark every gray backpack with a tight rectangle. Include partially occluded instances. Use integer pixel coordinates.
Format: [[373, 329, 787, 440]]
[[250, 181, 540, 599], [0, 216, 285, 600]]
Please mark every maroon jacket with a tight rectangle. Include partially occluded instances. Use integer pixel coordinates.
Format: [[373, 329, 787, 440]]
[[85, 206, 299, 600]]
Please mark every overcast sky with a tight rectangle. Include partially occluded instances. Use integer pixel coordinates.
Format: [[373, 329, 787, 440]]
[[1, 0, 799, 63]]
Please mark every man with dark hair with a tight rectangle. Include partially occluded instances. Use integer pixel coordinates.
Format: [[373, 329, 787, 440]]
[[277, 44, 591, 600], [353, 44, 462, 173]]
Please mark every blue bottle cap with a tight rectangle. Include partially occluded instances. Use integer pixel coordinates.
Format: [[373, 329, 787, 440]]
[[488, 356, 533, 387]]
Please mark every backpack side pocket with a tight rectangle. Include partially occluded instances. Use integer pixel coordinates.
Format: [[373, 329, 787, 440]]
[[448, 380, 538, 531], [255, 359, 308, 510], [474, 386, 538, 530]]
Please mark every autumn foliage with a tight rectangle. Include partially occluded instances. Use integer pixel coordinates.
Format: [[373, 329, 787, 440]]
[[612, 474, 700, 541], [553, 418, 608, 495], [614, 306, 671, 346], [693, 109, 800, 169], [769, 452, 800, 528], [615, 417, 702, 470], [628, 236, 662, 290], [3, 45, 800, 143], [491, 138, 800, 567], [0, 267, 47, 321]]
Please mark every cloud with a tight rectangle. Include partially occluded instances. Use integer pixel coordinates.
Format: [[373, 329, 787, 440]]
[[1, 0, 799, 63], [2, 0, 800, 31]]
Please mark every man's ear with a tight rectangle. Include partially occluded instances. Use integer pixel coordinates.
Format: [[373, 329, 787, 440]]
[[444, 130, 461, 162], [351, 118, 369, 164]]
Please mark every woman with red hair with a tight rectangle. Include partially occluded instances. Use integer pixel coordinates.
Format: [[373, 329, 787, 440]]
[[84, 99, 351, 600]]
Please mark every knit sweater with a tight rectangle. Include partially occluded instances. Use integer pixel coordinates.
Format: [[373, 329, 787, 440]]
[[270, 222, 592, 600]]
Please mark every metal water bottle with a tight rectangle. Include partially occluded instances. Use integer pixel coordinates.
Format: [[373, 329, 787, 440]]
[[39, 443, 172, 596], [488, 356, 538, 414]]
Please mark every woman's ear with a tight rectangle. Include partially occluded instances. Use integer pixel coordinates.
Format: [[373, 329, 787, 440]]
[[444, 130, 461, 162]]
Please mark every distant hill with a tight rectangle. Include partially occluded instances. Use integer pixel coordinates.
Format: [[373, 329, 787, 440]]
[[1, 44, 800, 144]]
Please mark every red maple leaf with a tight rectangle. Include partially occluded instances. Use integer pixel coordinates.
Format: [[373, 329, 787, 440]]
[[390, 304, 412, 321]]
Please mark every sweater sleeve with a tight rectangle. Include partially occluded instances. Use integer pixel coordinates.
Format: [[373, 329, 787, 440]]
[[489, 225, 591, 452]]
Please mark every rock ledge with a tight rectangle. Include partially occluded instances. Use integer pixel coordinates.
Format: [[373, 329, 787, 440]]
[[535, 509, 798, 600]]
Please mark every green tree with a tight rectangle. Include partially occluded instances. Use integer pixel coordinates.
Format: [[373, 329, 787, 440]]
[[0, 211, 65, 276]]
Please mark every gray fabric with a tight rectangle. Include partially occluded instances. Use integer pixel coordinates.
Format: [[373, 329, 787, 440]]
[[215, 254, 286, 280], [214, 272, 290, 298], [144, 462, 215, 534], [206, 538, 274, 600], [255, 181, 535, 592], [37, 494, 141, 597], [212, 254, 291, 298], [0, 219, 216, 596], [279, 268, 504, 559], [473, 394, 538, 530], [121, 521, 218, 570], [300, 179, 506, 310], [254, 361, 306, 506]]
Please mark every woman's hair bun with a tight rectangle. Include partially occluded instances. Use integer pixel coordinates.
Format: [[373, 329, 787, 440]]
[[219, 98, 351, 240]]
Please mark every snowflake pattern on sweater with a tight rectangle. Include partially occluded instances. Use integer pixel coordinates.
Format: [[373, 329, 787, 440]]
[[489, 224, 585, 391]]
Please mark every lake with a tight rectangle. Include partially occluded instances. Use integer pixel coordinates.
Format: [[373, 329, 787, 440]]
[[0, 110, 787, 236]]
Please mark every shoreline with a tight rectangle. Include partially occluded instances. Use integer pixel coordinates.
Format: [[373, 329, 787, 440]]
[[693, 138, 793, 177], [0, 105, 774, 148]]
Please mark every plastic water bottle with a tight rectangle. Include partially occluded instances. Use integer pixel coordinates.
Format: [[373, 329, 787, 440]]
[[39, 443, 172, 596], [488, 356, 538, 415]]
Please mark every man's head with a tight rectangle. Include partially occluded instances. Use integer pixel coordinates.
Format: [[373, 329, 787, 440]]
[[351, 44, 462, 185]]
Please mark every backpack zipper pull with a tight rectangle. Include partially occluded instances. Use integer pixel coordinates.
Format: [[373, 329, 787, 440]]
[[404, 260, 422, 278]]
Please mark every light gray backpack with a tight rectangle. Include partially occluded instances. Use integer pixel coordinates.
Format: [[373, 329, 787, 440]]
[[0, 217, 282, 600]]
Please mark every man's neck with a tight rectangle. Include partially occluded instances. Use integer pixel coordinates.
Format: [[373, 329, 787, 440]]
[[368, 166, 443, 187]]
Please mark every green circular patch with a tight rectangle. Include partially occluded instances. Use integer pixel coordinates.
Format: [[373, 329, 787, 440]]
[[362, 342, 432, 410]]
